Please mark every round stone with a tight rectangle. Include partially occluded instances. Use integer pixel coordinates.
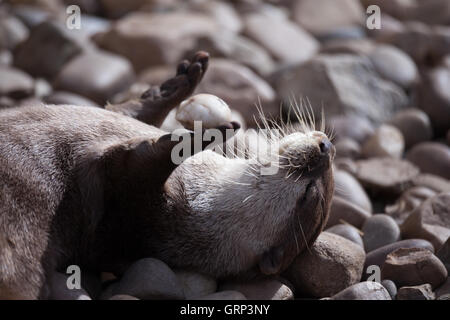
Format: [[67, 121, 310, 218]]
[[362, 214, 401, 252]]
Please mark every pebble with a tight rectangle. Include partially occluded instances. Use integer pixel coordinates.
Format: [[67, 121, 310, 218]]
[[361, 124, 405, 159], [195, 58, 276, 127], [417, 66, 450, 135], [390, 109, 433, 150], [53, 49, 134, 105], [113, 258, 184, 300], [362, 214, 400, 252], [435, 275, 450, 298], [368, 44, 418, 88], [14, 20, 85, 79], [285, 232, 365, 297], [193, 32, 275, 76], [334, 170, 373, 213], [385, 186, 437, 224], [0, 13, 29, 50], [381, 279, 397, 299], [326, 196, 371, 229], [335, 138, 361, 159], [47, 272, 92, 300], [406, 143, 450, 180], [437, 237, 450, 273], [326, 224, 364, 248], [175, 270, 217, 300], [0, 65, 34, 99], [396, 284, 435, 300], [276, 55, 408, 125], [330, 281, 391, 300], [176, 94, 232, 130], [381, 247, 448, 289], [401, 193, 450, 250], [293, 0, 364, 37], [219, 279, 293, 300], [95, 12, 217, 71], [353, 158, 420, 195], [243, 13, 318, 64], [363, 239, 434, 279], [328, 114, 374, 144]]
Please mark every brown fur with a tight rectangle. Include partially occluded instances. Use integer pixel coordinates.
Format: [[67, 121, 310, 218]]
[[0, 52, 334, 299]]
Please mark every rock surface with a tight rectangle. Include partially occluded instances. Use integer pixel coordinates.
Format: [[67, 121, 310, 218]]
[[285, 232, 365, 297], [381, 247, 447, 289]]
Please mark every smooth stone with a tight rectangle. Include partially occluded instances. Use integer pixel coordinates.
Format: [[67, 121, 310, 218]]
[[53, 49, 134, 105], [417, 66, 450, 135], [175, 270, 217, 299], [47, 272, 92, 300], [354, 158, 420, 195], [326, 196, 371, 229], [320, 38, 375, 56], [381, 279, 397, 299], [0, 96, 14, 109], [293, 0, 364, 37], [390, 109, 433, 150], [381, 247, 448, 289], [0, 13, 29, 50], [406, 143, 450, 180], [0, 65, 34, 99], [113, 258, 184, 300], [14, 20, 85, 79], [194, 58, 276, 127], [34, 78, 52, 98], [95, 12, 218, 71], [330, 281, 391, 300], [335, 138, 361, 159], [363, 239, 435, 280], [435, 277, 450, 299], [401, 193, 450, 250], [192, 0, 243, 34], [368, 44, 418, 89], [326, 224, 364, 248], [276, 55, 407, 125], [362, 214, 401, 252], [285, 232, 365, 297], [328, 114, 374, 144], [412, 174, 450, 194], [381, 21, 432, 64], [192, 32, 276, 76], [437, 237, 450, 273], [0, 50, 12, 65], [361, 124, 405, 159], [11, 4, 51, 28], [397, 284, 435, 300], [44, 91, 100, 107], [334, 170, 373, 213], [385, 186, 437, 224], [243, 12, 318, 64], [198, 291, 247, 300], [219, 279, 293, 300]]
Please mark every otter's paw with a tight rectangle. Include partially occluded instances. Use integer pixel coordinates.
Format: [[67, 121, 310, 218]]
[[141, 51, 209, 105]]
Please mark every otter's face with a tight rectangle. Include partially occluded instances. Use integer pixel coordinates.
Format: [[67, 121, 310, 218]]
[[256, 130, 335, 274], [160, 129, 335, 278]]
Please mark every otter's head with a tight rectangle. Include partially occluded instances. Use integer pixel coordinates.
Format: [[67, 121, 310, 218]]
[[160, 109, 335, 279]]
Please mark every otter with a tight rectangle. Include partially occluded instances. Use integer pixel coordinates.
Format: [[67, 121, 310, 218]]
[[0, 52, 335, 299]]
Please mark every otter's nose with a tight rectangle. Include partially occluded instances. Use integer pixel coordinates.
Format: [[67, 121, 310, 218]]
[[319, 138, 333, 155]]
